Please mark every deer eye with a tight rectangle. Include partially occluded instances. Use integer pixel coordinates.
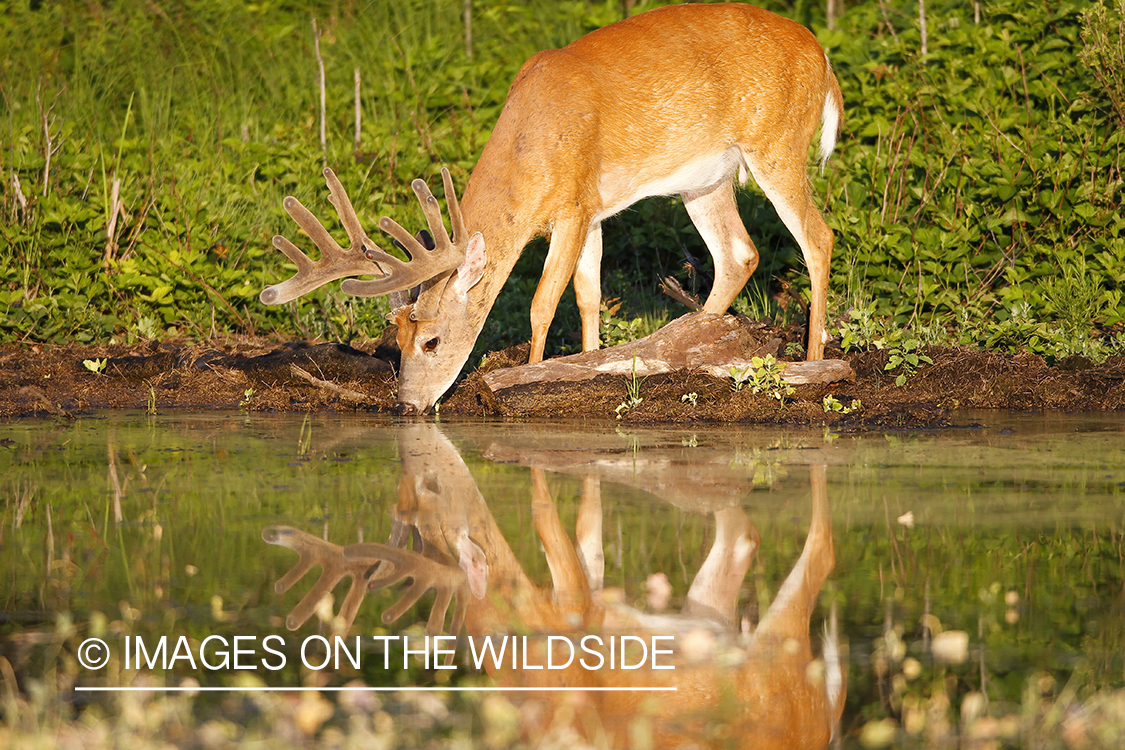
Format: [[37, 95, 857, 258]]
[[422, 337, 440, 354]]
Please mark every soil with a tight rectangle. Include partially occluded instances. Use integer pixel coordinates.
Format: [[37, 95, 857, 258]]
[[2, 324, 1124, 429]]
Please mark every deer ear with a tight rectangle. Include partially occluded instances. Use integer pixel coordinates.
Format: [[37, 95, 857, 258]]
[[451, 233, 486, 296], [455, 532, 489, 599]]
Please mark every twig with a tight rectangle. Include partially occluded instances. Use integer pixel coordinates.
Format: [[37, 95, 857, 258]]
[[659, 275, 702, 312], [290, 364, 375, 403]]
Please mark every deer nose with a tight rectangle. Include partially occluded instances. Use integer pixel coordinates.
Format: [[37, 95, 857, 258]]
[[392, 402, 419, 416]]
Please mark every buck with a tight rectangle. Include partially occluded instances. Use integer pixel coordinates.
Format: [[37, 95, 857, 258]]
[[264, 424, 845, 748], [260, 3, 843, 413]]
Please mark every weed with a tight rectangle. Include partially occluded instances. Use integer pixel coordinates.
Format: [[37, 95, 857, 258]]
[[239, 388, 254, 412], [730, 355, 794, 400], [836, 301, 889, 352], [600, 298, 647, 348], [298, 414, 313, 455], [884, 338, 934, 386], [615, 355, 644, 419], [681, 392, 699, 406], [82, 358, 107, 374], [823, 394, 862, 414], [145, 381, 157, 416], [1042, 258, 1103, 338]]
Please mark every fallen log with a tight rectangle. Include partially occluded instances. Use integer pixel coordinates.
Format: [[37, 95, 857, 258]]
[[482, 312, 853, 393]]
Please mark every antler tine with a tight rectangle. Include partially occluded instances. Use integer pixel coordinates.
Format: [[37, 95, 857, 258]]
[[260, 168, 388, 306], [344, 542, 469, 636], [441, 167, 467, 251], [340, 170, 465, 299], [262, 525, 373, 633]]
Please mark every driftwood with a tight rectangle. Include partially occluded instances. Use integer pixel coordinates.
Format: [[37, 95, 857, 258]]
[[482, 312, 853, 393]]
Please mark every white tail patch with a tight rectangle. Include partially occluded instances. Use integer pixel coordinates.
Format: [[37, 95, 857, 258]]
[[822, 604, 844, 736], [817, 59, 841, 170]]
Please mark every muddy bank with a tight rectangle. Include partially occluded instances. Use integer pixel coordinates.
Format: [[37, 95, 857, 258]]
[[2, 323, 1123, 428]]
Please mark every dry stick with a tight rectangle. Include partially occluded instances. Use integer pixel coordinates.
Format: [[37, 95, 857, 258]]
[[877, 0, 899, 42], [659, 276, 702, 312], [107, 438, 124, 524], [354, 67, 362, 153], [289, 364, 375, 403], [37, 84, 65, 198], [463, 0, 473, 58], [918, 0, 927, 58], [11, 172, 28, 223], [313, 19, 326, 168], [104, 177, 122, 266], [42, 503, 55, 605]]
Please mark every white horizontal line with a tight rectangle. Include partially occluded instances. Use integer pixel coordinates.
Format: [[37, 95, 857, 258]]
[[74, 686, 677, 693]]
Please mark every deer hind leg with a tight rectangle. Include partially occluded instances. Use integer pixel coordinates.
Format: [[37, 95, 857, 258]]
[[572, 223, 603, 352], [682, 181, 760, 315], [530, 217, 594, 363], [747, 158, 834, 360], [753, 464, 835, 646], [681, 506, 759, 628]]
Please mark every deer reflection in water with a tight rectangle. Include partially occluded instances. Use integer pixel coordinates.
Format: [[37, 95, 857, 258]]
[[263, 425, 844, 749]]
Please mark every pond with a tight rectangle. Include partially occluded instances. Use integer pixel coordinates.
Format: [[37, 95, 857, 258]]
[[1, 411, 1123, 749]]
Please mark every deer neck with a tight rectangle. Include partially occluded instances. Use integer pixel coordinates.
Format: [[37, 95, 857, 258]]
[[455, 150, 549, 329]]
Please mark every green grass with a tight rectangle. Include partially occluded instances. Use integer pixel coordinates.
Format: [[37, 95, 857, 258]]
[[1, 0, 1122, 366]]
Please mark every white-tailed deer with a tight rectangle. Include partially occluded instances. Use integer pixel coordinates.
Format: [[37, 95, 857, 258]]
[[265, 424, 844, 748], [261, 3, 842, 415]]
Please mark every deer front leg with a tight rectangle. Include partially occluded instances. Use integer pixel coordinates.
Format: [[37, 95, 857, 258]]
[[573, 223, 603, 352], [529, 216, 592, 363], [531, 468, 592, 614]]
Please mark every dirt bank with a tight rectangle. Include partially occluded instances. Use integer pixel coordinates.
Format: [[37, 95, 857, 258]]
[[2, 325, 1123, 428]]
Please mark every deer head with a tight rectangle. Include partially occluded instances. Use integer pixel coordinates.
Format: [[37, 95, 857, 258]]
[[260, 169, 487, 413]]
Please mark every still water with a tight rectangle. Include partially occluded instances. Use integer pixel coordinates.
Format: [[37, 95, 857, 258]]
[[1, 412, 1122, 749]]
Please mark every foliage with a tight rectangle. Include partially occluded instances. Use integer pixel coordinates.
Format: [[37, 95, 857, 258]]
[[600, 297, 647, 348], [730, 354, 794, 400], [1080, 0, 1125, 127], [884, 337, 934, 386], [0, 0, 1121, 376], [823, 393, 862, 413]]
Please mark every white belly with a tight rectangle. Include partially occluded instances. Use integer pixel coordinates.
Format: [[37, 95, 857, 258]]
[[595, 146, 744, 222]]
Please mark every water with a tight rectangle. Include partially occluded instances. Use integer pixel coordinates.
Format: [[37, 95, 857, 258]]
[[1, 411, 1122, 748]]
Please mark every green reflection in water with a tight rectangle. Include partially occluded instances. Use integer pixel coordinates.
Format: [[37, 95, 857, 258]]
[[1, 411, 1122, 748]]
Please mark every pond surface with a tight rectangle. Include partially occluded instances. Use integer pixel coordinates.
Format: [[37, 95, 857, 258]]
[[1, 411, 1123, 749]]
